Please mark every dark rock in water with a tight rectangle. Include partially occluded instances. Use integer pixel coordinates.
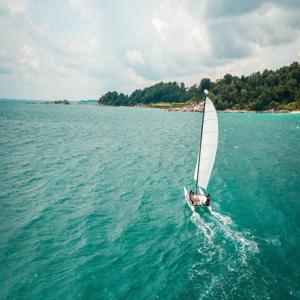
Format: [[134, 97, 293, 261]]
[[53, 100, 70, 105], [46, 99, 70, 105]]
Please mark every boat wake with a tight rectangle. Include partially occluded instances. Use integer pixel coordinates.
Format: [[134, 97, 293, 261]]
[[189, 210, 259, 299], [190, 212, 216, 242], [190, 210, 258, 260], [211, 210, 232, 225]]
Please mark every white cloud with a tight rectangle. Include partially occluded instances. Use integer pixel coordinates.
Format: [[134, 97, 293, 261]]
[[126, 49, 145, 65], [69, 0, 88, 17], [191, 27, 204, 43], [0, 0, 300, 99], [121, 67, 153, 91], [152, 18, 167, 39], [19, 44, 40, 69], [89, 37, 98, 50], [0, 0, 29, 15], [69, 0, 100, 20]]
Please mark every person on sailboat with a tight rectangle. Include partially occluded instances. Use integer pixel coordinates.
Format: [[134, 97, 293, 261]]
[[205, 194, 211, 206], [189, 190, 195, 205], [189, 190, 203, 206]]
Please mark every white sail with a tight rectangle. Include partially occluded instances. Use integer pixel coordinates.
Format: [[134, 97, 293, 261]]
[[194, 96, 218, 190]]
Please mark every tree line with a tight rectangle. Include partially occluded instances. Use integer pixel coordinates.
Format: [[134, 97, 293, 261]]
[[98, 62, 300, 111]]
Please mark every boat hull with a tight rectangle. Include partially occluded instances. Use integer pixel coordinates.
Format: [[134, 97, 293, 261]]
[[183, 187, 212, 212]]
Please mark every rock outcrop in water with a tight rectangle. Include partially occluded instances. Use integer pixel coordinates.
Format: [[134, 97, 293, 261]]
[[46, 99, 70, 105], [53, 100, 70, 105]]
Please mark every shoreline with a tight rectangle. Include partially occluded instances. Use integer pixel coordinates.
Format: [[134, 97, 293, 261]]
[[98, 104, 300, 114], [3, 101, 299, 113], [135, 104, 300, 114]]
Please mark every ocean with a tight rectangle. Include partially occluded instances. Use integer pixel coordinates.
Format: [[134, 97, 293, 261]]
[[0, 103, 300, 299]]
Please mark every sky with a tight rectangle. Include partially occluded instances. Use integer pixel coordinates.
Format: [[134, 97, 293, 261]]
[[0, 0, 300, 100]]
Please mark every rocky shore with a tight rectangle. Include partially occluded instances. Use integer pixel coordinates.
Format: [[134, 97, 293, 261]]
[[167, 102, 300, 114], [168, 102, 204, 112]]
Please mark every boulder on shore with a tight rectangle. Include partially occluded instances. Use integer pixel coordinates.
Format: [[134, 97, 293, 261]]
[[168, 102, 204, 112]]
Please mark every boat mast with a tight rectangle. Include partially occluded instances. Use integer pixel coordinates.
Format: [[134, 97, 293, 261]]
[[195, 91, 207, 193]]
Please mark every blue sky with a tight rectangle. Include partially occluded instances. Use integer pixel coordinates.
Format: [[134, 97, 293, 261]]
[[0, 0, 299, 100]]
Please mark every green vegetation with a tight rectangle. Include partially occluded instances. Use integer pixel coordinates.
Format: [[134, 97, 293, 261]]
[[145, 101, 192, 108], [98, 62, 300, 111]]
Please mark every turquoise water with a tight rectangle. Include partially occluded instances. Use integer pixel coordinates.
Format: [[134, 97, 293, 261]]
[[0, 103, 300, 299]]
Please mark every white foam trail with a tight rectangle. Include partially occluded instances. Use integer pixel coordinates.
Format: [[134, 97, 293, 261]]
[[211, 210, 259, 265], [257, 235, 281, 246], [190, 212, 215, 243], [188, 209, 260, 299], [211, 211, 232, 225], [190, 209, 259, 267]]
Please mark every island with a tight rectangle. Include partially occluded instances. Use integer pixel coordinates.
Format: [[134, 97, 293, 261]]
[[98, 62, 300, 113]]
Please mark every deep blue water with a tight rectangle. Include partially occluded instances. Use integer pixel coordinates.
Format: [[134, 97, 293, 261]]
[[0, 103, 300, 299]]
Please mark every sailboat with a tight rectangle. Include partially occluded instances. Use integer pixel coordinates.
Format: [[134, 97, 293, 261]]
[[184, 90, 218, 212]]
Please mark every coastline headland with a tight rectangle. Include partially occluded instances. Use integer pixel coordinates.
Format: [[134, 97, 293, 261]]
[[99, 62, 300, 113], [136, 102, 300, 114]]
